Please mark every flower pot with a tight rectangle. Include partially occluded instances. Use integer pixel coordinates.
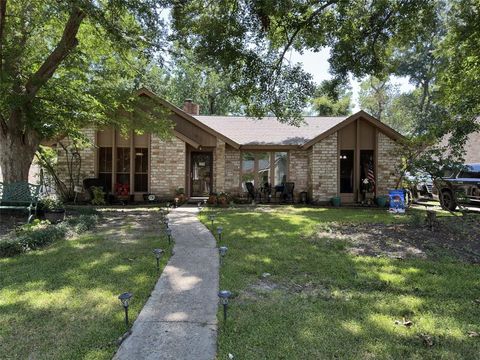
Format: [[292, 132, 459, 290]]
[[331, 196, 341, 207], [45, 209, 65, 223], [376, 195, 388, 208]]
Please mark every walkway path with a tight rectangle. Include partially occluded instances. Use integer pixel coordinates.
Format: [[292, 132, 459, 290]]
[[114, 206, 219, 360]]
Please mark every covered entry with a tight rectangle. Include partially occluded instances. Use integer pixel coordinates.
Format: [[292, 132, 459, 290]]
[[338, 118, 377, 203], [190, 152, 213, 196]]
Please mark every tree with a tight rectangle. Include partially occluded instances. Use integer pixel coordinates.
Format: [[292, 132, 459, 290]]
[[311, 80, 351, 116], [0, 0, 440, 182], [0, 1, 170, 183], [145, 55, 243, 115], [358, 76, 398, 122]]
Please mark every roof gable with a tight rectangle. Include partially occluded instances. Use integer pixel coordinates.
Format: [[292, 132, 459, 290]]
[[135, 88, 403, 149]]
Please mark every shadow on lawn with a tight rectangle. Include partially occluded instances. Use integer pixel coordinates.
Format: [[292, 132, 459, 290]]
[[211, 209, 480, 359], [0, 210, 170, 359]]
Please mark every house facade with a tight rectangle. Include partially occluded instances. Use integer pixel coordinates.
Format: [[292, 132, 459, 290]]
[[57, 88, 404, 204]]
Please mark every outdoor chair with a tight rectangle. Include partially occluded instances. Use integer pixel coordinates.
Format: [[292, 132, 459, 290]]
[[274, 175, 287, 199], [245, 182, 258, 202], [261, 182, 272, 203], [282, 182, 295, 203]]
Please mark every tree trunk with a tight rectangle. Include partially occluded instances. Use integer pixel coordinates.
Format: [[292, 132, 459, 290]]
[[0, 128, 39, 183]]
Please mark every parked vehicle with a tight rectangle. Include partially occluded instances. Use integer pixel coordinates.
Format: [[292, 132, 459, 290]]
[[433, 163, 480, 210], [405, 172, 434, 200]]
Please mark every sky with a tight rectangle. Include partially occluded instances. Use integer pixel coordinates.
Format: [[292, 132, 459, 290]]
[[289, 48, 415, 112]]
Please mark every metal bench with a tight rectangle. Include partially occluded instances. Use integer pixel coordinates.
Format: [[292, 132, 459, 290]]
[[0, 181, 40, 223]]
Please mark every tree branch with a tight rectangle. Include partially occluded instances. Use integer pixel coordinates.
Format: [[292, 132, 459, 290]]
[[25, 7, 85, 100], [273, 0, 337, 72], [0, 0, 6, 72]]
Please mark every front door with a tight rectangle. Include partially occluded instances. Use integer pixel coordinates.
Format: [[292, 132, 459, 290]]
[[191, 152, 213, 196]]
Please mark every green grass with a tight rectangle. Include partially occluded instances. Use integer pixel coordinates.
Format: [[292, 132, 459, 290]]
[[201, 206, 480, 360], [0, 211, 171, 360]]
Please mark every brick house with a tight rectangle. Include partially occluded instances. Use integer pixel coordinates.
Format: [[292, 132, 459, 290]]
[[59, 88, 405, 204]]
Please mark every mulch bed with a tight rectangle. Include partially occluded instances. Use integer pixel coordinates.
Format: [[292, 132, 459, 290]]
[[315, 214, 480, 263]]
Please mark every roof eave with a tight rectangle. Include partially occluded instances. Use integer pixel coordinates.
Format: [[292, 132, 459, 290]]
[[136, 88, 240, 149], [301, 111, 404, 150]]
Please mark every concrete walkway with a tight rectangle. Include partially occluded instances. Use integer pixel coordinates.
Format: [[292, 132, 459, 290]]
[[114, 206, 219, 360]]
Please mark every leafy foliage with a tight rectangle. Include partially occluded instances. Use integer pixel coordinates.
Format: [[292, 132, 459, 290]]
[[311, 80, 352, 116]]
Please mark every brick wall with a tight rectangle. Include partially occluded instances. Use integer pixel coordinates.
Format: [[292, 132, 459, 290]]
[[150, 135, 186, 198], [288, 149, 309, 198], [465, 129, 480, 163], [309, 133, 338, 203], [224, 146, 241, 194], [56, 128, 96, 189], [377, 132, 401, 195], [214, 139, 226, 193]]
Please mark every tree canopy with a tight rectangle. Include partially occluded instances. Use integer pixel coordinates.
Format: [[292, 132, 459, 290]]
[[1, 0, 479, 183]]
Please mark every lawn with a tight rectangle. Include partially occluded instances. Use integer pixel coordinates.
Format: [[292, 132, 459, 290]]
[[0, 208, 171, 360], [201, 206, 480, 359]]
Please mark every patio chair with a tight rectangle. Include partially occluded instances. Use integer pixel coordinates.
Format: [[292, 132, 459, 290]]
[[274, 175, 287, 199], [245, 182, 258, 202], [260, 182, 272, 203], [282, 182, 295, 203]]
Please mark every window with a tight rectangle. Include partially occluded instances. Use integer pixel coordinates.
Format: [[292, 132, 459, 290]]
[[459, 170, 480, 179], [97, 129, 150, 194], [340, 150, 354, 193], [360, 150, 375, 193], [135, 148, 148, 192], [241, 152, 255, 190], [116, 147, 130, 186], [241, 151, 288, 191], [98, 147, 112, 192], [274, 152, 288, 185]]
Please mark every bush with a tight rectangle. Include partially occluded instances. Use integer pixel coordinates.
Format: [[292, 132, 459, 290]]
[[90, 186, 106, 205], [0, 214, 99, 258]]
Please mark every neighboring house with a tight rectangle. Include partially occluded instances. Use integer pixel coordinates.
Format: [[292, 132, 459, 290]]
[[56, 88, 404, 204], [464, 118, 480, 163]]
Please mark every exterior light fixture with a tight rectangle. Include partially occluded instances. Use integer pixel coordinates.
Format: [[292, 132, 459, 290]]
[[165, 227, 172, 245], [218, 290, 232, 323], [208, 213, 216, 229], [163, 217, 169, 227], [153, 248, 164, 271], [118, 292, 133, 330], [216, 226, 223, 241], [197, 201, 202, 209], [219, 246, 228, 265]]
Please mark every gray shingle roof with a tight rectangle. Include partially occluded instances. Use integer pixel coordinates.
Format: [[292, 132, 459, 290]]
[[194, 116, 348, 146]]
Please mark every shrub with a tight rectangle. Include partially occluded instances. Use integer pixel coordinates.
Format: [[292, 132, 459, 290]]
[[0, 214, 99, 258], [90, 186, 106, 205]]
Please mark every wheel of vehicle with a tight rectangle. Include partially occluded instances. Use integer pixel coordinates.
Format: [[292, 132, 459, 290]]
[[440, 190, 457, 211]]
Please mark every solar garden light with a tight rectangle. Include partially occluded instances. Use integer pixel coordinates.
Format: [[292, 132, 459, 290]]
[[218, 290, 232, 323], [153, 248, 164, 271], [197, 201, 202, 209], [219, 246, 228, 265], [118, 292, 133, 330], [165, 227, 172, 245], [208, 213, 216, 228], [163, 217, 169, 227], [216, 226, 224, 241]]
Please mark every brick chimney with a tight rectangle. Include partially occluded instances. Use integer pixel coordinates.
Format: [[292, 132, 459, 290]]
[[183, 99, 200, 116]]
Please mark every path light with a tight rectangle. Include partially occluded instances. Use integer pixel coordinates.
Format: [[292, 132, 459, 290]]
[[197, 201, 202, 210], [219, 246, 228, 265], [163, 217, 169, 227], [153, 248, 164, 271], [218, 290, 232, 323], [165, 227, 172, 245], [216, 226, 223, 241], [208, 213, 216, 229], [118, 292, 133, 330]]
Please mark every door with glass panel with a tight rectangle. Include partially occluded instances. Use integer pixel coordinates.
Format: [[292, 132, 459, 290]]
[[191, 152, 213, 196]]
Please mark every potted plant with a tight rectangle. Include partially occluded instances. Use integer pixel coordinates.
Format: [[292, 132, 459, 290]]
[[217, 192, 230, 207], [40, 196, 66, 223], [175, 188, 187, 205], [207, 193, 218, 206], [331, 196, 341, 207]]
